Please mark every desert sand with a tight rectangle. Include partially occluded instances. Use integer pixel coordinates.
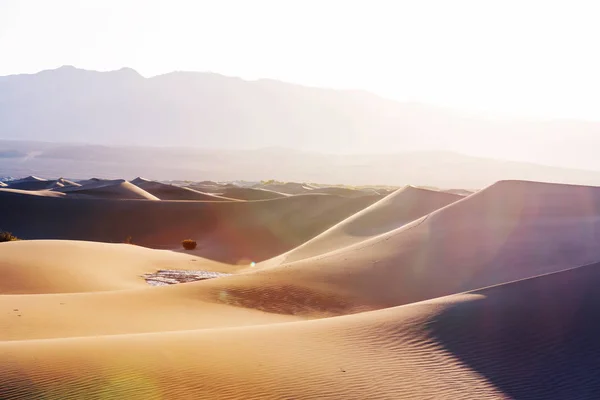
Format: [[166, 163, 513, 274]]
[[3, 178, 600, 399], [131, 177, 238, 201]]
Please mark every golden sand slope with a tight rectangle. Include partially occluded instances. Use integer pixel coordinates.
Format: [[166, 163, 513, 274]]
[[222, 180, 600, 311], [0, 241, 300, 341], [5, 180, 600, 399], [0, 191, 380, 263], [6, 262, 600, 399], [260, 186, 462, 267], [0, 240, 236, 294]]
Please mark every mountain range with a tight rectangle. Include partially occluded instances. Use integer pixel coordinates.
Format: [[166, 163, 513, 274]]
[[2, 66, 600, 171], [3, 140, 600, 188]]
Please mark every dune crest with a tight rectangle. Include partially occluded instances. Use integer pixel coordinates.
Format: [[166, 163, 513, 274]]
[[4, 178, 600, 398], [131, 177, 238, 201], [260, 185, 462, 267], [56, 179, 159, 200]]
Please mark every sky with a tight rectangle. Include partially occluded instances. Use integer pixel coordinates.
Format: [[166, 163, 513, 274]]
[[1, 0, 599, 120]]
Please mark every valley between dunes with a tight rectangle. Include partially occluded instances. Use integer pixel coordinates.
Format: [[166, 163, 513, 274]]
[[3, 177, 600, 399]]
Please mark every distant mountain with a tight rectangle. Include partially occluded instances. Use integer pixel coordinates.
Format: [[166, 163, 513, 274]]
[[2, 66, 600, 170], [2, 141, 600, 188]]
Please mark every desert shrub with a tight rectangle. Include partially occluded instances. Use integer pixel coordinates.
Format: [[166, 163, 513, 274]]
[[182, 239, 197, 250], [0, 230, 19, 242]]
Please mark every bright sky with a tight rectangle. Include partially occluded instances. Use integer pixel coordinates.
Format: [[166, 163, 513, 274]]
[[1, 0, 599, 119]]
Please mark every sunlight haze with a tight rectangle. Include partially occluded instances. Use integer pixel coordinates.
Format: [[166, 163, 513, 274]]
[[1, 0, 599, 119]]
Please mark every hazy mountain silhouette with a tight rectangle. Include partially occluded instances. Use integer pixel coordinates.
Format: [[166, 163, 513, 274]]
[[3, 141, 600, 188], [2, 66, 600, 170]]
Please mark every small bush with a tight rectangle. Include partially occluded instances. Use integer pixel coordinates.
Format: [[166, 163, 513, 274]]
[[0, 231, 19, 242], [182, 239, 197, 250]]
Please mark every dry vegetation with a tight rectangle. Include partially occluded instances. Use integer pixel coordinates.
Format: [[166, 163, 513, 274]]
[[181, 239, 197, 250], [0, 230, 19, 242]]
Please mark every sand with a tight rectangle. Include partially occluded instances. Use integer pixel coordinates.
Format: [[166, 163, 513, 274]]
[[219, 186, 289, 200], [131, 177, 238, 201], [56, 179, 160, 200], [4, 179, 600, 399], [260, 186, 462, 267], [0, 190, 380, 263]]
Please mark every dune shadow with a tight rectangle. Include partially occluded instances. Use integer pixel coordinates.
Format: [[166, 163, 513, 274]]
[[426, 262, 600, 399]]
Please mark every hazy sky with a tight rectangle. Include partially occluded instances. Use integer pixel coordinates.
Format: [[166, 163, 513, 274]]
[[1, 0, 599, 119]]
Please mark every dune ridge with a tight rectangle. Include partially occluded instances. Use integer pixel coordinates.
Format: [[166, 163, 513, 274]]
[[5, 260, 600, 398], [261, 185, 463, 267], [4, 179, 600, 398], [212, 180, 600, 313], [0, 189, 381, 263], [56, 179, 159, 200], [131, 177, 238, 201]]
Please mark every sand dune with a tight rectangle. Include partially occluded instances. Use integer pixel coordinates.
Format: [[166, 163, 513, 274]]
[[4, 176, 81, 190], [4, 179, 600, 398], [131, 177, 237, 201], [307, 186, 377, 197], [262, 186, 463, 267], [0, 188, 67, 197], [55, 179, 159, 200], [0, 190, 380, 263], [223, 180, 600, 311], [6, 262, 600, 399], [259, 182, 313, 194], [0, 240, 236, 294], [5, 175, 52, 190], [0, 242, 299, 342], [220, 187, 289, 200]]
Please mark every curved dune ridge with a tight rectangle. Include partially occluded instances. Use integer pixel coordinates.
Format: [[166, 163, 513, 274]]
[[4, 258, 600, 398], [259, 182, 313, 195], [260, 186, 463, 267], [0, 188, 67, 197], [0, 189, 380, 263], [4, 176, 81, 191], [56, 179, 160, 200], [4, 179, 600, 398], [219, 186, 289, 200], [130, 177, 238, 201], [0, 240, 238, 294], [226, 180, 600, 310], [307, 186, 381, 197]]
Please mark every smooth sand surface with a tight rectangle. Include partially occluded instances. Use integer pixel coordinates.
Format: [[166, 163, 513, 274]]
[[56, 179, 159, 200], [259, 182, 313, 194], [4, 179, 600, 398], [260, 186, 462, 267], [0, 188, 67, 197], [0, 191, 380, 263], [131, 177, 238, 201], [0, 243, 300, 342], [6, 262, 600, 399], [0, 240, 237, 294], [220, 187, 289, 200], [238, 180, 600, 310], [5, 176, 81, 191]]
